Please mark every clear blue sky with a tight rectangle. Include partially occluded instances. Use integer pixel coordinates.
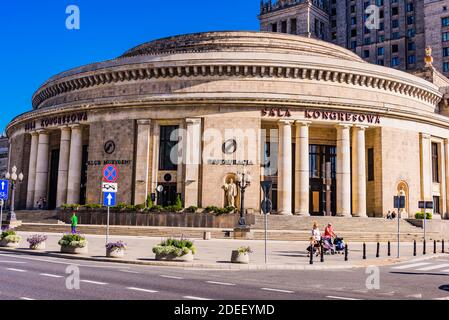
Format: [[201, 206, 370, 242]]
[[0, 0, 260, 133]]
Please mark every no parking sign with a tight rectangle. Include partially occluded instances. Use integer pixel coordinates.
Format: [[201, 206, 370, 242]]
[[102, 165, 118, 183]]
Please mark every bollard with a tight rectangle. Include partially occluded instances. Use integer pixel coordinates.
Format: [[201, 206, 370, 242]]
[[443, 240, 445, 254], [320, 242, 324, 263], [423, 240, 426, 255], [203, 232, 211, 240], [376, 242, 380, 258], [388, 241, 391, 256], [309, 245, 314, 265], [434, 240, 437, 254], [344, 244, 348, 261], [363, 243, 366, 260], [413, 240, 417, 256]]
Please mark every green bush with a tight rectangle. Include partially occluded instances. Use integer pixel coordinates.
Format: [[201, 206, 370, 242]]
[[153, 237, 196, 256], [150, 205, 163, 212], [1, 229, 17, 239], [185, 206, 198, 213], [146, 194, 154, 209], [175, 195, 183, 211], [205, 206, 220, 213], [61, 204, 81, 210], [0, 230, 21, 243], [113, 202, 128, 210], [415, 212, 433, 220], [83, 204, 102, 209], [58, 234, 87, 248], [135, 204, 146, 211]]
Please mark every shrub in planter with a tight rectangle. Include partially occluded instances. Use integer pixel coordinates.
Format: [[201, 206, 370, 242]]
[[135, 204, 146, 212], [150, 205, 163, 213], [0, 229, 21, 248], [185, 206, 198, 213], [27, 234, 48, 250], [152, 238, 196, 262], [415, 212, 433, 220], [105, 240, 127, 258], [231, 246, 253, 264], [62, 204, 81, 211], [146, 194, 154, 209], [83, 204, 102, 210], [58, 234, 88, 254]]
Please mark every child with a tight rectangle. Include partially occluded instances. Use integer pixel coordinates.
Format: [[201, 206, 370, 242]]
[[307, 236, 317, 257], [71, 212, 78, 234]]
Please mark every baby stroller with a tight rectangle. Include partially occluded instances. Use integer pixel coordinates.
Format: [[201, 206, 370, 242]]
[[322, 237, 335, 255], [334, 237, 346, 254]]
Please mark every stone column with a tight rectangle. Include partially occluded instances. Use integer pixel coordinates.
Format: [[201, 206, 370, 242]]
[[295, 121, 311, 216], [420, 133, 432, 202], [278, 120, 293, 215], [351, 126, 367, 217], [444, 139, 449, 219], [26, 132, 39, 209], [56, 127, 71, 208], [336, 124, 351, 217], [184, 118, 202, 208], [66, 125, 83, 204], [134, 120, 152, 205], [151, 123, 160, 197], [33, 130, 50, 208]]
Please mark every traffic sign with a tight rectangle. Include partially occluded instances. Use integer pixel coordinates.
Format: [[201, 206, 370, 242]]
[[0, 180, 9, 200], [103, 165, 118, 182], [102, 182, 118, 193], [103, 192, 116, 207], [418, 201, 434, 209], [394, 196, 405, 209], [261, 198, 272, 215]]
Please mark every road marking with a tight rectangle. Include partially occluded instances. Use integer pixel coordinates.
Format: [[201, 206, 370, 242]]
[[415, 264, 449, 271], [206, 281, 235, 286], [159, 274, 183, 279], [80, 280, 107, 285], [20, 297, 35, 300], [326, 296, 362, 301], [184, 296, 212, 301], [119, 270, 140, 274], [391, 262, 431, 270], [442, 269, 449, 273], [6, 268, 27, 273], [127, 287, 158, 293], [261, 288, 294, 294], [406, 294, 423, 299], [0, 261, 26, 264], [40, 273, 63, 278], [435, 296, 449, 300]]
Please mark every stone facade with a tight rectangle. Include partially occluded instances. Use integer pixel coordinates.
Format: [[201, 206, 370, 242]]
[[0, 136, 8, 179], [5, 31, 449, 220]]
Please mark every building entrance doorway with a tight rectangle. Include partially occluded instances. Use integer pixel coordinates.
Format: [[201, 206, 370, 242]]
[[309, 145, 337, 216], [157, 183, 177, 207], [48, 149, 60, 210]]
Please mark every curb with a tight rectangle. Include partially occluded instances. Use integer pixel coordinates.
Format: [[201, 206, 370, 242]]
[[1, 247, 445, 270]]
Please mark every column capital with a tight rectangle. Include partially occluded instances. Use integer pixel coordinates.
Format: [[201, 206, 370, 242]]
[[137, 119, 152, 125], [420, 133, 431, 140], [29, 131, 39, 137], [186, 118, 201, 125], [353, 125, 369, 130], [60, 125, 71, 132], [68, 124, 83, 130], [279, 119, 294, 126], [335, 123, 353, 129], [295, 120, 312, 127]]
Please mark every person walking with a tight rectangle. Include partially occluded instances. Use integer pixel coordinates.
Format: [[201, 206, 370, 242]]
[[311, 222, 322, 257], [71, 212, 78, 234]]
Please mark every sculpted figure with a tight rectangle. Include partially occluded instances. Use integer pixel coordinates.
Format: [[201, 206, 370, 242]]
[[223, 178, 238, 207]]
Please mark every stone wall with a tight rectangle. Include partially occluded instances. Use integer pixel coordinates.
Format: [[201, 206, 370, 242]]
[[8, 133, 30, 209], [86, 119, 136, 205]]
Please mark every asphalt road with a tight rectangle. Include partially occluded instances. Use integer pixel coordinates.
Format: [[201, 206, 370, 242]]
[[0, 251, 448, 300]]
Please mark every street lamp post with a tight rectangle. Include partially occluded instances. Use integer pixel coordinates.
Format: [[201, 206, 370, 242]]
[[236, 168, 252, 227], [5, 166, 24, 222]]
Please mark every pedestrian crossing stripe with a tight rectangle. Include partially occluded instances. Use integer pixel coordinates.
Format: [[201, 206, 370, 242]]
[[415, 264, 449, 271], [391, 262, 431, 270]]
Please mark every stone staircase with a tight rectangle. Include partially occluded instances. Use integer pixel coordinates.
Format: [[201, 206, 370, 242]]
[[13, 210, 59, 224]]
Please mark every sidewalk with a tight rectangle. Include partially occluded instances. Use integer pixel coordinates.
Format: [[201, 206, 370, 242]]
[[0, 231, 446, 270]]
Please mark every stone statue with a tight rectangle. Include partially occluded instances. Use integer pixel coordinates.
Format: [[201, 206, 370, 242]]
[[398, 186, 407, 218], [223, 178, 238, 207], [425, 46, 433, 67]]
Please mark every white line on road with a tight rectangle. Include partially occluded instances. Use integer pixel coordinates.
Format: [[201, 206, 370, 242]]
[[415, 264, 449, 271], [40, 273, 63, 278], [127, 287, 158, 293], [160, 275, 184, 280], [261, 288, 294, 294], [5, 268, 27, 273], [119, 270, 140, 274], [326, 296, 362, 301], [80, 280, 108, 285], [0, 261, 27, 264], [391, 262, 431, 270], [184, 296, 212, 300], [435, 296, 449, 300], [206, 281, 235, 286], [20, 297, 36, 300]]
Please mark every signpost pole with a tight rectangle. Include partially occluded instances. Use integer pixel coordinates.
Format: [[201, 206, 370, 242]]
[[106, 205, 110, 245], [397, 204, 400, 258], [264, 211, 267, 264], [0, 200, 3, 230]]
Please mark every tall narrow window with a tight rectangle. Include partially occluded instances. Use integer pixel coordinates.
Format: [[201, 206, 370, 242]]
[[159, 125, 179, 171], [432, 142, 440, 183], [368, 148, 374, 181], [290, 18, 297, 35]]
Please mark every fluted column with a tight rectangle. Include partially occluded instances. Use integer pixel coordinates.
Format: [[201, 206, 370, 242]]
[[66, 125, 83, 204], [134, 120, 152, 205], [352, 126, 367, 217], [295, 121, 311, 216], [184, 118, 202, 208], [26, 132, 39, 209], [56, 127, 71, 207], [420, 133, 432, 202], [33, 130, 50, 207], [336, 124, 352, 217], [278, 120, 293, 215]]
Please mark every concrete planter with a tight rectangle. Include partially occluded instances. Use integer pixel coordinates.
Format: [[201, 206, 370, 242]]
[[0, 240, 20, 248], [106, 247, 125, 258], [155, 251, 194, 262], [29, 242, 46, 250], [60, 245, 88, 254], [231, 251, 250, 264]]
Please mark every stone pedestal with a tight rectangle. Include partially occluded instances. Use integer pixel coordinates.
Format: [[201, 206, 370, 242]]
[[233, 227, 254, 240]]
